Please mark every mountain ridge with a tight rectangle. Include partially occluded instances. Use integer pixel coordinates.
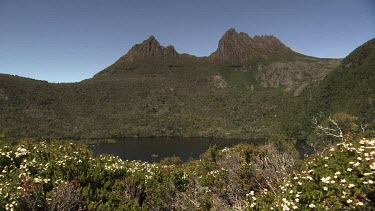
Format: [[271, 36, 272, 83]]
[[95, 28, 335, 79]]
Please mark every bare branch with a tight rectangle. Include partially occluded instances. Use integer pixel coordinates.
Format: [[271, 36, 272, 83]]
[[360, 122, 370, 132], [313, 116, 343, 138]]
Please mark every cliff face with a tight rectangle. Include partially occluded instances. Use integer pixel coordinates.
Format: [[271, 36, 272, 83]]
[[209, 28, 296, 62], [209, 29, 253, 62], [255, 59, 341, 93]]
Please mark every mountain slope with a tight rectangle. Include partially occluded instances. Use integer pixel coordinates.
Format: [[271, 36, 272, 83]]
[[282, 38, 375, 139], [314, 38, 375, 121], [0, 29, 342, 140]]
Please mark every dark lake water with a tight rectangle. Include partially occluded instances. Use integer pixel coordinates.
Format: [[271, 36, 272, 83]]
[[88, 137, 266, 162]]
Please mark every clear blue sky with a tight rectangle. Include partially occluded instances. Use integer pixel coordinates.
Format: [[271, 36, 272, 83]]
[[1, 0, 374, 82]]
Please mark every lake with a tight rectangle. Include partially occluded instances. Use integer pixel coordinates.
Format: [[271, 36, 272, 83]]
[[88, 137, 266, 162]]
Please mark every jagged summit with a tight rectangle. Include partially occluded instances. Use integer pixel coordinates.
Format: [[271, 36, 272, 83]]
[[120, 35, 179, 62], [95, 36, 180, 76], [107, 28, 297, 67], [223, 28, 240, 36], [210, 28, 296, 62], [95, 28, 309, 77], [210, 28, 253, 62], [147, 35, 156, 40]]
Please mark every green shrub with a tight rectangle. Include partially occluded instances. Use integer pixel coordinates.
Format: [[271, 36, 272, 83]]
[[253, 138, 375, 210]]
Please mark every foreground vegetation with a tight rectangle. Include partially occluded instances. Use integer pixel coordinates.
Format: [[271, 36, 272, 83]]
[[1, 131, 375, 210]]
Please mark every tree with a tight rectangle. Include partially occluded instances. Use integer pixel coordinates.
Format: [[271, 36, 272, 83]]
[[313, 112, 359, 139]]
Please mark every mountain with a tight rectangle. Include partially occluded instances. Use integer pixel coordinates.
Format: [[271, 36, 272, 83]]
[[0, 29, 348, 140]]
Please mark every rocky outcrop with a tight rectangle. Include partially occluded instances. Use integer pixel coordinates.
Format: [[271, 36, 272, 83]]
[[256, 59, 341, 92], [293, 82, 310, 97], [210, 28, 295, 62], [211, 75, 227, 88]]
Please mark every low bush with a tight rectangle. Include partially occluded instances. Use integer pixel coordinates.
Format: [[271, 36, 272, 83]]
[[1, 135, 374, 210]]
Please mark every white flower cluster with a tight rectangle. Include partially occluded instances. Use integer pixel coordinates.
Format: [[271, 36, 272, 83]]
[[15, 146, 29, 158], [270, 138, 375, 210], [0, 140, 92, 210]]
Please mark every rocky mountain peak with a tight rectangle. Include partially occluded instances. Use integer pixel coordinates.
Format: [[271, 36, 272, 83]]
[[209, 28, 253, 62], [210, 28, 295, 62], [95, 36, 181, 76], [116, 36, 179, 63], [147, 35, 157, 41], [127, 35, 164, 58], [223, 28, 239, 36]]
